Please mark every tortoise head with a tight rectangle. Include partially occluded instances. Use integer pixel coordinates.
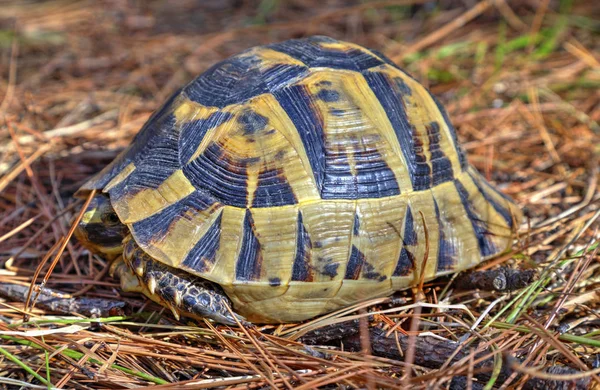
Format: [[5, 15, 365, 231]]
[[74, 194, 128, 260]]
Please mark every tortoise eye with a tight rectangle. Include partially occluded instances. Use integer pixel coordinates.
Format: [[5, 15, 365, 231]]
[[103, 212, 120, 225]]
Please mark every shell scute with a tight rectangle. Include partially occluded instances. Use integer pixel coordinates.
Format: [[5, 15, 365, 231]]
[[183, 47, 309, 108], [267, 35, 385, 71], [178, 108, 233, 164]]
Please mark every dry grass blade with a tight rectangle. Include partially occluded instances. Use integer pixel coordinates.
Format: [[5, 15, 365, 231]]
[[391, 0, 493, 60]]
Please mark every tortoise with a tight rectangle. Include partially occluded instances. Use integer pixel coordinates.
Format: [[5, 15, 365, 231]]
[[74, 36, 521, 325]]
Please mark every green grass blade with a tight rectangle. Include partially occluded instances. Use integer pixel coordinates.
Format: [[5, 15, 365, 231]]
[[0, 345, 52, 387], [1, 335, 168, 385], [534, 17, 568, 59], [41, 335, 52, 390], [491, 322, 600, 348], [483, 345, 502, 390]]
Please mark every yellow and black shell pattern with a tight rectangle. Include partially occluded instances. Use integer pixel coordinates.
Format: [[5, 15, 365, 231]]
[[80, 36, 521, 323]]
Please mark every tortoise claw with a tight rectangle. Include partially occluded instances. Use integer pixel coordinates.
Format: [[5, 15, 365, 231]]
[[146, 276, 157, 296], [122, 237, 248, 325], [167, 303, 180, 321]]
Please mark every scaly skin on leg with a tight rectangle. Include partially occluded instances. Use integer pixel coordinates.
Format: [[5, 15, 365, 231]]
[[119, 236, 245, 326]]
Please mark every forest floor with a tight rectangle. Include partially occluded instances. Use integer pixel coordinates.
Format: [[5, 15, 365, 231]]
[[0, 1, 599, 388]]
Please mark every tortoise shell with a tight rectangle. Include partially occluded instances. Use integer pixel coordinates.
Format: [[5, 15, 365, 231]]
[[79, 36, 521, 323]]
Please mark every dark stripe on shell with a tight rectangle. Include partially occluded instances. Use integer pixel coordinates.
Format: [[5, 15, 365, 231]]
[[362, 261, 386, 281], [369, 49, 402, 70], [369, 49, 428, 89], [183, 143, 250, 208], [184, 51, 309, 108], [353, 213, 360, 236], [108, 111, 180, 200], [181, 211, 223, 273], [252, 167, 297, 207], [392, 248, 415, 277], [273, 84, 326, 193], [403, 206, 417, 246], [179, 111, 233, 164], [454, 179, 498, 257], [363, 70, 431, 190], [344, 246, 366, 280], [321, 146, 401, 199], [393, 77, 412, 96], [434, 199, 456, 272], [237, 109, 269, 134], [431, 94, 468, 169], [235, 209, 263, 281], [184, 53, 267, 108], [320, 149, 353, 198], [322, 262, 339, 279], [261, 64, 310, 90], [127, 89, 182, 154], [291, 211, 313, 282], [330, 108, 345, 116], [316, 89, 340, 102], [393, 206, 418, 277], [131, 190, 217, 246], [356, 149, 401, 197], [411, 125, 430, 189], [426, 121, 454, 186], [268, 36, 384, 71], [88, 89, 182, 191], [468, 171, 515, 228]]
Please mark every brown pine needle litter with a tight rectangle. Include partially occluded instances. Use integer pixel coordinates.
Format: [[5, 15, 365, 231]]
[[0, 1, 599, 388]]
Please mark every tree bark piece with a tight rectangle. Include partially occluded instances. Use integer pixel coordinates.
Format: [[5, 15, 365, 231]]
[[454, 267, 536, 291], [342, 327, 591, 389], [522, 366, 593, 390], [0, 282, 128, 318], [301, 323, 592, 389], [299, 319, 362, 344]]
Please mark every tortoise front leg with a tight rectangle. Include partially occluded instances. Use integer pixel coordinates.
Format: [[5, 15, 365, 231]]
[[119, 236, 245, 326]]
